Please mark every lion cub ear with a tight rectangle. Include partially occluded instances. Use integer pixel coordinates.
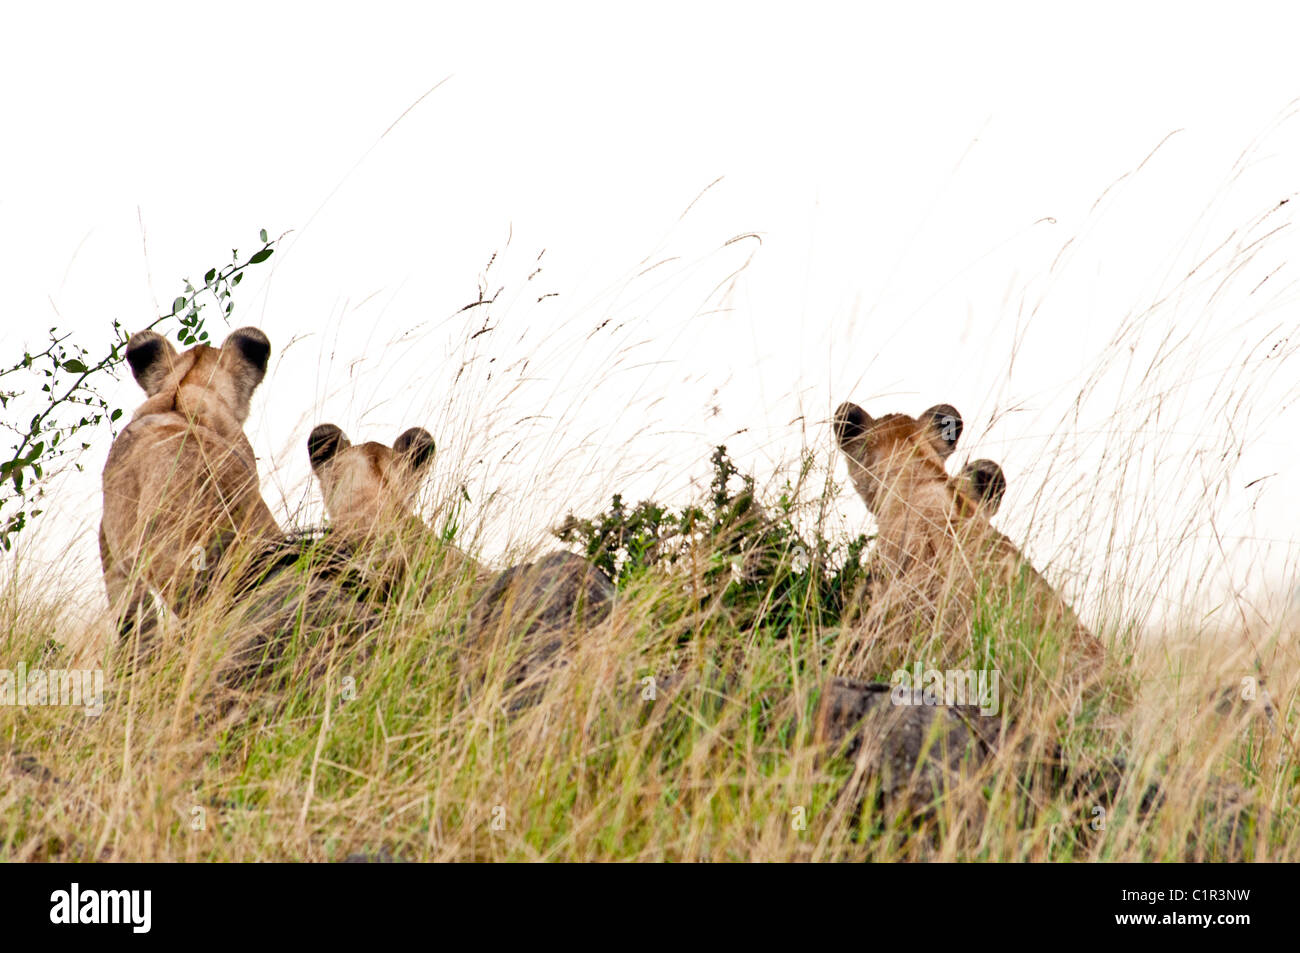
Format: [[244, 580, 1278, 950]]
[[958, 458, 1007, 515], [833, 402, 872, 446], [920, 404, 963, 458], [223, 327, 271, 392], [308, 424, 351, 472], [393, 427, 436, 471], [125, 330, 179, 396]]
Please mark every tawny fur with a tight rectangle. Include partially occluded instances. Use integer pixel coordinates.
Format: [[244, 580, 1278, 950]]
[[833, 401, 1104, 672], [307, 424, 614, 700], [306, 424, 476, 589], [99, 328, 279, 641]]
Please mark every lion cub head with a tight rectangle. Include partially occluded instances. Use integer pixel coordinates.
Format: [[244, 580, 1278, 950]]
[[125, 327, 270, 437], [307, 425, 436, 537], [834, 401, 1004, 522]]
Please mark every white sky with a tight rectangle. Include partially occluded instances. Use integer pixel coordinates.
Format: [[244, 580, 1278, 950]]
[[3, 1, 1300, 634]]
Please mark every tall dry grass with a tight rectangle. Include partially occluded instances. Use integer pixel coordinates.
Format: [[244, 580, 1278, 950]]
[[2, 121, 1299, 862]]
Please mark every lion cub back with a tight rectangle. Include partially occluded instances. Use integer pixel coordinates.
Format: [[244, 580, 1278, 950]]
[[99, 328, 279, 639]]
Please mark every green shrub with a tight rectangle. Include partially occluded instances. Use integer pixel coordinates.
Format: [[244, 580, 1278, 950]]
[[555, 445, 872, 638]]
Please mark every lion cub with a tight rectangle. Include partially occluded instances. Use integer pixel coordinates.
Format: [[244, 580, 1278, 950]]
[[306, 424, 613, 622], [307, 424, 437, 541], [833, 400, 1104, 669], [307, 424, 614, 699], [100, 328, 279, 645]]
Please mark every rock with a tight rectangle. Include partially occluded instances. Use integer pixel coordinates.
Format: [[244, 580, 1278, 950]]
[[461, 550, 615, 710], [469, 551, 615, 638], [814, 676, 1004, 817]]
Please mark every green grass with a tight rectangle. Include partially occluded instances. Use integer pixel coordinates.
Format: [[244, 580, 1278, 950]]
[[1, 464, 1294, 862]]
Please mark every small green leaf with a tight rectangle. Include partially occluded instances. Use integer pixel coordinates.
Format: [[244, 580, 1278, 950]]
[[62, 359, 88, 374], [259, 228, 268, 242], [205, 268, 217, 283], [173, 296, 187, 313], [248, 248, 273, 264]]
